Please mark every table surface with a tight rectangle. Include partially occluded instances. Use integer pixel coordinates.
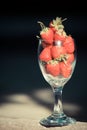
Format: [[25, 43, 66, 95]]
[[0, 88, 87, 130]]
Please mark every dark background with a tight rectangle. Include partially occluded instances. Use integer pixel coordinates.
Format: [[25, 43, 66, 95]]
[[0, 1, 87, 122]]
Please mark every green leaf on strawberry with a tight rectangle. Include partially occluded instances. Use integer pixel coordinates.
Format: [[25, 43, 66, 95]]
[[49, 17, 67, 32]]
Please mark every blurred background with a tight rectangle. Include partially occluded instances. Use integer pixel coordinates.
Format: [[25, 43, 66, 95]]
[[0, 0, 87, 122]]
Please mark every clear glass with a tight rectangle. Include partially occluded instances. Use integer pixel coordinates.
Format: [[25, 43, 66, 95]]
[[37, 39, 77, 127]]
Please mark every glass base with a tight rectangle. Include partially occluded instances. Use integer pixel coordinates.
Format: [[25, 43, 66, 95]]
[[39, 113, 76, 127]]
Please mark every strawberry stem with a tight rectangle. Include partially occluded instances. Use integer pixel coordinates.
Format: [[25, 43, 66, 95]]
[[62, 18, 67, 22], [37, 21, 46, 30]]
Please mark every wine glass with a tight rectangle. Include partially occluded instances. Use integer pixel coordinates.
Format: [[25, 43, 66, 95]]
[[37, 38, 77, 127]]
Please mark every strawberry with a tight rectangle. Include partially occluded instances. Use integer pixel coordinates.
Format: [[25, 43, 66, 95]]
[[38, 21, 54, 44], [63, 35, 75, 53], [49, 21, 57, 32], [66, 53, 75, 63], [51, 45, 66, 59], [60, 62, 72, 78], [54, 31, 66, 43], [39, 47, 52, 62], [41, 41, 52, 48], [40, 28, 54, 44], [46, 61, 60, 76]]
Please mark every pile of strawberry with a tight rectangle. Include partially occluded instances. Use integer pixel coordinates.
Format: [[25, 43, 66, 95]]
[[37, 17, 75, 78]]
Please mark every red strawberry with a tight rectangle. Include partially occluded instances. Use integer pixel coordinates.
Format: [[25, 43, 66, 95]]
[[46, 61, 60, 76], [51, 45, 66, 59], [38, 21, 54, 44], [39, 47, 52, 62], [49, 21, 57, 32], [41, 41, 52, 48], [40, 27, 54, 44], [54, 31, 66, 43], [66, 53, 75, 63], [60, 62, 72, 78], [63, 35, 75, 53]]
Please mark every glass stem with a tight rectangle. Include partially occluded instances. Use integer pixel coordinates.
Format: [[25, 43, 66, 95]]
[[52, 87, 63, 115]]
